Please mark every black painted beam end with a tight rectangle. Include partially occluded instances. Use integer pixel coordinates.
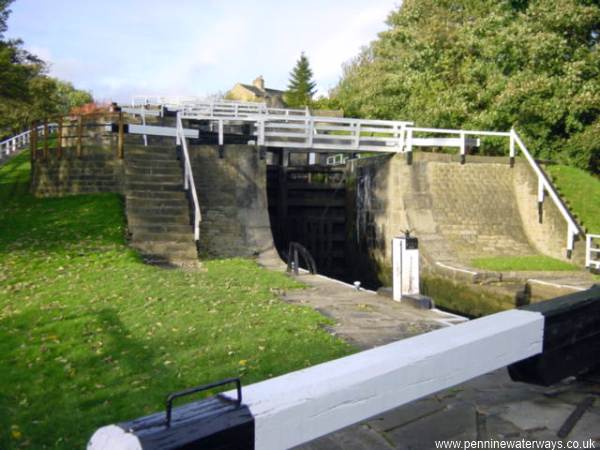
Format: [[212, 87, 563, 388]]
[[508, 284, 600, 386]]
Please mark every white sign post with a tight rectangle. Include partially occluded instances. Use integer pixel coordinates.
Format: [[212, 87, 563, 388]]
[[392, 234, 420, 301]]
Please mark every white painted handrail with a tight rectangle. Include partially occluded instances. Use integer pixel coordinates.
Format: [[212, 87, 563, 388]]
[[586, 234, 600, 269], [176, 113, 201, 241], [1, 123, 59, 159], [130, 98, 583, 257], [510, 129, 581, 256]]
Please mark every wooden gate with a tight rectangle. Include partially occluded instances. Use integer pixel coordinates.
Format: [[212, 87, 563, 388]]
[[267, 165, 347, 277]]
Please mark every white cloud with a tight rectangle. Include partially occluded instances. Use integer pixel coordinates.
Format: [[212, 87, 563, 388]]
[[9, 0, 400, 101]]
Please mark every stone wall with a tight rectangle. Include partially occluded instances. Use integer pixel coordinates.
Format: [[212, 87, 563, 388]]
[[346, 152, 585, 287], [513, 163, 585, 265], [190, 144, 275, 258], [31, 148, 123, 197]]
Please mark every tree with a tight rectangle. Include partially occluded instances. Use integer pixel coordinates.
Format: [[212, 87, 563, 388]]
[[285, 52, 317, 107], [332, 0, 600, 173], [0, 0, 93, 138]]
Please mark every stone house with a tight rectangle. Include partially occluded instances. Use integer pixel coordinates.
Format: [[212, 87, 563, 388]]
[[226, 76, 286, 107]]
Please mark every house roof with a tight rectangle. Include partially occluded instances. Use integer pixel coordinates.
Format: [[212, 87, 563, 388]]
[[239, 84, 284, 97]]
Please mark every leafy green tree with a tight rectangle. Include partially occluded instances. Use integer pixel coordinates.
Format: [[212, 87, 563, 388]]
[[332, 0, 600, 173], [54, 79, 93, 114], [285, 52, 317, 107], [0, 1, 93, 138]]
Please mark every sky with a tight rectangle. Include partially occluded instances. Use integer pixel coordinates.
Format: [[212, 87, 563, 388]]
[[6, 0, 400, 103]]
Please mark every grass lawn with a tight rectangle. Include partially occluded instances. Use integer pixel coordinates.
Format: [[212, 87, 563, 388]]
[[546, 164, 600, 233], [0, 152, 352, 449], [471, 255, 579, 272]]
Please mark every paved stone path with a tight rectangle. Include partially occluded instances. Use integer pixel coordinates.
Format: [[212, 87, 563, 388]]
[[258, 250, 600, 449]]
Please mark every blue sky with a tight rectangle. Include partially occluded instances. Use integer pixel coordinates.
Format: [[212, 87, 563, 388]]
[[6, 0, 400, 102]]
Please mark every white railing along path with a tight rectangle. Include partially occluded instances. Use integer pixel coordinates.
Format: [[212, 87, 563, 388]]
[[176, 113, 201, 241], [586, 234, 600, 270], [1, 123, 59, 159], [131, 97, 587, 259]]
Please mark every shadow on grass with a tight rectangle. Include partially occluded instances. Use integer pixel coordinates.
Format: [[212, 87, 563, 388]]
[[0, 307, 180, 449]]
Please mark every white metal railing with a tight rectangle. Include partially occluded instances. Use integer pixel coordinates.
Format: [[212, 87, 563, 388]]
[[510, 129, 581, 257], [1, 123, 59, 159], [178, 109, 413, 154], [134, 98, 584, 257], [175, 113, 201, 242], [404, 126, 582, 257], [586, 234, 600, 269], [255, 115, 412, 152]]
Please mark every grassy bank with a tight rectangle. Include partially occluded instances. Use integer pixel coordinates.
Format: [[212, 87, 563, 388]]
[[546, 164, 600, 233], [0, 152, 352, 449]]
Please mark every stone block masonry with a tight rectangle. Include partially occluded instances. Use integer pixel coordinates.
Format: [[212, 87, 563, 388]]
[[189, 144, 274, 258], [31, 148, 124, 197], [345, 152, 586, 288]]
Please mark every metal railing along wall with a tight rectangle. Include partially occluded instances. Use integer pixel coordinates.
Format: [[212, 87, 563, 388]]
[[1, 124, 59, 160], [406, 126, 583, 258], [586, 234, 600, 270], [176, 113, 201, 242], [129, 97, 585, 259]]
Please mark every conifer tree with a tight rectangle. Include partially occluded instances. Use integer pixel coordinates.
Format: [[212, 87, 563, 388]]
[[285, 52, 317, 107]]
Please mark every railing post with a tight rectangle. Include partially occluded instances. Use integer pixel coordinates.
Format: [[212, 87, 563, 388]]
[[118, 111, 124, 159], [218, 119, 224, 146], [57, 117, 63, 158], [258, 120, 265, 146], [76, 116, 83, 158], [142, 109, 148, 147], [509, 129, 516, 168], [586, 234, 592, 268], [459, 132, 466, 165], [537, 178, 545, 223], [406, 128, 413, 165], [566, 225, 575, 259]]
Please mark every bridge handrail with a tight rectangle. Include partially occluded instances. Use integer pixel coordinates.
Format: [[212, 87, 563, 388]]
[[176, 113, 201, 241], [511, 129, 581, 255], [1, 123, 59, 158], [133, 98, 583, 257], [586, 234, 600, 269]]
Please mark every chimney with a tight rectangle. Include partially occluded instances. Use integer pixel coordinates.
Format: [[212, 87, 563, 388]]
[[253, 76, 265, 91]]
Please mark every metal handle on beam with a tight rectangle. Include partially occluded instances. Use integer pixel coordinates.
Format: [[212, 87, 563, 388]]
[[165, 377, 242, 428]]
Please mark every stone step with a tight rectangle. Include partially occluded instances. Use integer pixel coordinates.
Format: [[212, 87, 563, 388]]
[[139, 255, 201, 269], [132, 240, 197, 255], [125, 159, 181, 169], [127, 214, 190, 226], [136, 248, 198, 260], [130, 232, 194, 243], [125, 190, 188, 200], [125, 153, 178, 162], [125, 174, 183, 184], [125, 182, 183, 192], [126, 195, 188, 208], [126, 203, 190, 214], [125, 166, 182, 176], [129, 223, 193, 234]]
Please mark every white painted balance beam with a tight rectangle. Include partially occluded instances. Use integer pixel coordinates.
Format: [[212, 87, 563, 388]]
[[89, 309, 544, 450]]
